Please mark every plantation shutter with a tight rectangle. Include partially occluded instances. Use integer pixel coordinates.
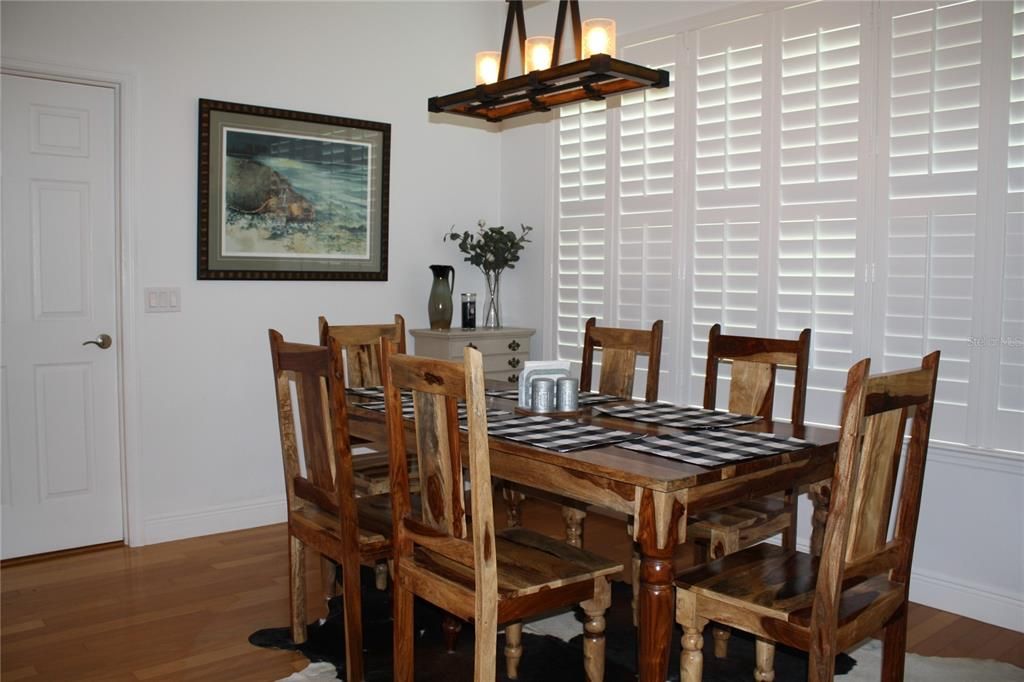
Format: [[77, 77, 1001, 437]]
[[617, 35, 678, 398], [689, 12, 768, 407], [556, 100, 608, 367], [776, 2, 868, 424], [996, 0, 1024, 448], [876, 0, 983, 444]]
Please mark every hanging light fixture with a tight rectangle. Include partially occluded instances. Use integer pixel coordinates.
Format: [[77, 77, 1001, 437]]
[[428, 0, 669, 123]]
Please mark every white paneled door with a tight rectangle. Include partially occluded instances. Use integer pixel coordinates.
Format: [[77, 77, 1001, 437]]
[[1, 74, 123, 559]]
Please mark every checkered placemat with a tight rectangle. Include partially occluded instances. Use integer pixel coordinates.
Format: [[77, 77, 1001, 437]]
[[592, 403, 760, 429], [356, 399, 509, 422], [471, 415, 644, 453], [483, 388, 625, 407], [347, 386, 408, 400], [577, 392, 628, 407], [618, 429, 810, 467], [484, 388, 521, 400]]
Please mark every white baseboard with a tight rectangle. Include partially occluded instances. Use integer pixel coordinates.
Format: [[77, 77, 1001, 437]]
[[795, 537, 1024, 633], [909, 568, 1024, 633], [141, 496, 286, 546]]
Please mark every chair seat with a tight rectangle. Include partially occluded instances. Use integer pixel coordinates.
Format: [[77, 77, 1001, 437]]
[[352, 446, 420, 496], [688, 494, 789, 533], [412, 527, 622, 601], [291, 495, 394, 551], [675, 543, 903, 631]]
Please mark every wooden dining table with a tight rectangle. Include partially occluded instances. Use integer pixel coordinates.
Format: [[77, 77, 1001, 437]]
[[347, 389, 838, 682]]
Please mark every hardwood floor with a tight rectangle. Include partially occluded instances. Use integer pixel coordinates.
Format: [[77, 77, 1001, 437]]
[[2, 498, 1021, 681]]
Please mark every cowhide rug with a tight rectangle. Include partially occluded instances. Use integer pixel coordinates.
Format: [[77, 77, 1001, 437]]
[[250, 569, 1022, 681]]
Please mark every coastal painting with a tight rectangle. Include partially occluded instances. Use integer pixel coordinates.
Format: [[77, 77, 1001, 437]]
[[198, 99, 390, 280], [222, 129, 371, 259]]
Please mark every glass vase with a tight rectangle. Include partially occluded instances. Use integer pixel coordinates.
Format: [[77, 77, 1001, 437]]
[[483, 271, 501, 328]]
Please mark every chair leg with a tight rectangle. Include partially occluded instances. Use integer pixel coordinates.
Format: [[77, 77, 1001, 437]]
[[443, 614, 463, 653], [881, 603, 908, 682], [504, 621, 523, 679], [320, 555, 338, 600], [581, 577, 611, 682], [679, 617, 709, 682], [631, 546, 641, 627], [781, 490, 798, 551], [502, 485, 525, 528], [289, 535, 307, 644], [392, 574, 415, 682], [374, 561, 388, 591], [340, 549, 364, 682], [562, 506, 587, 548], [754, 638, 776, 681], [705, 530, 737, 659]]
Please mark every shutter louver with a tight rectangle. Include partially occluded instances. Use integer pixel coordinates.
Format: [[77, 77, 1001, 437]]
[[882, 0, 982, 444], [557, 101, 609, 365], [777, 2, 865, 424], [618, 36, 678, 398], [690, 14, 766, 406], [997, 1, 1024, 442]]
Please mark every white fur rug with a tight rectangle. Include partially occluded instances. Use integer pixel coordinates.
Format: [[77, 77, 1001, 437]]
[[276, 612, 1024, 681]]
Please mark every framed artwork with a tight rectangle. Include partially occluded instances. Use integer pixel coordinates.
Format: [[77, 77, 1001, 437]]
[[197, 99, 390, 280]]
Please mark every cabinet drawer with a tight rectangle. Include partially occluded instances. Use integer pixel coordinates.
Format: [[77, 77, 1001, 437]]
[[461, 336, 530, 356], [485, 370, 522, 385], [482, 352, 528, 373]]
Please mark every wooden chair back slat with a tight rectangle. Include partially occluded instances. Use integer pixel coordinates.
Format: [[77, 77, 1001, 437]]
[[319, 314, 406, 388], [810, 351, 940, 644], [703, 323, 811, 426], [579, 317, 664, 402], [727, 360, 777, 419], [411, 391, 467, 538], [295, 371, 335, 491], [846, 408, 907, 561]]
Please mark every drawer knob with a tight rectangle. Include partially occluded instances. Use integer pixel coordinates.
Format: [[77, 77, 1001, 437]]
[[466, 342, 478, 349], [508, 340, 521, 351], [508, 374, 518, 383], [508, 357, 521, 368]]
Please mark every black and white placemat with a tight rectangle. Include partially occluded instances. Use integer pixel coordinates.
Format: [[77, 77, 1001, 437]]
[[347, 386, 416, 400], [484, 388, 521, 400], [470, 415, 644, 453], [593, 403, 760, 429], [356, 399, 509, 422], [576, 392, 629, 407], [483, 388, 626, 407], [618, 429, 810, 467]]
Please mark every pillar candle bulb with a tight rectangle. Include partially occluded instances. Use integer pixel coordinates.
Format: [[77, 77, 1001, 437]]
[[524, 36, 554, 72], [582, 18, 615, 58], [475, 51, 500, 85]]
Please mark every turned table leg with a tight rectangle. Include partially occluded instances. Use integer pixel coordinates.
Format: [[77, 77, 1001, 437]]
[[634, 489, 684, 682]]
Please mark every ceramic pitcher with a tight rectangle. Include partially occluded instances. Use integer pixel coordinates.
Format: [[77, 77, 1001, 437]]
[[428, 264, 455, 330]]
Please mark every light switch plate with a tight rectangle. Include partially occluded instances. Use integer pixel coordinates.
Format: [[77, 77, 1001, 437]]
[[144, 287, 181, 313]]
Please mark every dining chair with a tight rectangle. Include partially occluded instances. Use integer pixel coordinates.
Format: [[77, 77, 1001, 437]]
[[503, 317, 664, 545], [318, 314, 414, 503], [269, 329, 395, 682], [680, 323, 811, 652], [675, 351, 939, 682], [382, 340, 623, 681], [318, 314, 406, 388]]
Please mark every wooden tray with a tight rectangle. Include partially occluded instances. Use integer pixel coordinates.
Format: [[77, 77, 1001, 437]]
[[514, 406, 583, 418]]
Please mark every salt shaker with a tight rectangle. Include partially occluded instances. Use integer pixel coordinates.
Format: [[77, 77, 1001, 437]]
[[556, 377, 579, 411], [531, 377, 556, 413]]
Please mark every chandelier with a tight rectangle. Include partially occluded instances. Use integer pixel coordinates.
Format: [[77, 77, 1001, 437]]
[[428, 0, 669, 123]]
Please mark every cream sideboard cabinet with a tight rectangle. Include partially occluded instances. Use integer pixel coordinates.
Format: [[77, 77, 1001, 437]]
[[410, 327, 535, 385]]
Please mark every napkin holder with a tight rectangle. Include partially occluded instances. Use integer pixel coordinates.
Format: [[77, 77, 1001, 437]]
[[518, 360, 572, 409]]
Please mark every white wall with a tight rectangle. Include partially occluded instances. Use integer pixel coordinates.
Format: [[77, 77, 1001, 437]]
[[1, 1, 510, 543]]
